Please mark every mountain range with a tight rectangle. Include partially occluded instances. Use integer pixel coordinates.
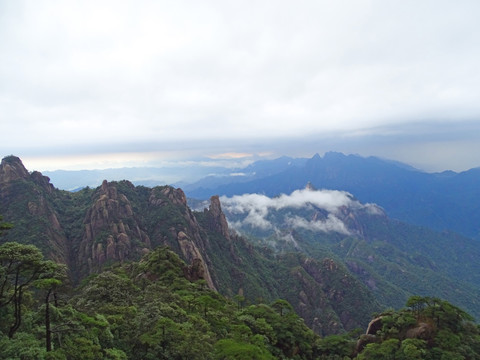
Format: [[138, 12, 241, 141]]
[[2, 155, 480, 336], [44, 152, 480, 240], [184, 152, 480, 240]]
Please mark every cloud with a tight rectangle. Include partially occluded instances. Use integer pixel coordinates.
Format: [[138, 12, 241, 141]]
[[2, 1, 480, 172], [208, 153, 253, 160], [220, 187, 379, 235], [284, 215, 350, 235]]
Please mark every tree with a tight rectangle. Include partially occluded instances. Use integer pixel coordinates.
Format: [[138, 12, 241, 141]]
[[34, 264, 67, 352], [270, 299, 293, 317], [214, 338, 275, 360], [0, 215, 13, 233], [406, 295, 426, 320], [0, 242, 57, 338]]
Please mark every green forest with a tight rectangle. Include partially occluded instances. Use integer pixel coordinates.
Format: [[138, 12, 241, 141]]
[[1, 226, 479, 359]]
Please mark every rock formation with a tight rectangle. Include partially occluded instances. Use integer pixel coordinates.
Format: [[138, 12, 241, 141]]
[[77, 180, 151, 276]]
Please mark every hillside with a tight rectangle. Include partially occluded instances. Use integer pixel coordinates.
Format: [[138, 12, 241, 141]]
[[216, 188, 480, 320], [2, 241, 477, 359]]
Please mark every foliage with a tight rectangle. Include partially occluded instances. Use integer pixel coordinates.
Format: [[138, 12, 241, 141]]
[[0, 243, 320, 359], [0, 214, 13, 233], [1, 237, 479, 359], [0, 241, 63, 338], [327, 296, 480, 359]]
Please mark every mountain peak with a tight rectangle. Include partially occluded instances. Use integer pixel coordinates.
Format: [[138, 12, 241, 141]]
[[205, 195, 230, 241], [0, 155, 30, 183], [323, 151, 346, 159]]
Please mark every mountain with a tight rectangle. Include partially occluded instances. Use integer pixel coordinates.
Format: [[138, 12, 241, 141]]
[[2, 155, 480, 333], [185, 152, 480, 240], [0, 155, 378, 335], [180, 156, 308, 193], [42, 156, 308, 191], [217, 188, 480, 320]]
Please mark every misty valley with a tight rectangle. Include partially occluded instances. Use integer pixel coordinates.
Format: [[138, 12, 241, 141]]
[[1, 154, 480, 359]]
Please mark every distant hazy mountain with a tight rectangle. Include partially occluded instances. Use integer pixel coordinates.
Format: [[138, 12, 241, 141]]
[[43, 163, 237, 191], [180, 156, 308, 192], [186, 152, 480, 240], [42, 156, 308, 191]]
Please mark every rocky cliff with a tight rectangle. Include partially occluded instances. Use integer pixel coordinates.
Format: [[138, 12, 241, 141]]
[[0, 156, 69, 265], [77, 180, 151, 276]]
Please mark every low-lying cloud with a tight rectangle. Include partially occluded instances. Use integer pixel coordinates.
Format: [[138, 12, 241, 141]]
[[284, 215, 350, 234], [220, 188, 380, 236]]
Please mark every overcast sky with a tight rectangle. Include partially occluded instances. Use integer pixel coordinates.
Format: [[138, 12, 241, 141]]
[[1, 0, 480, 172]]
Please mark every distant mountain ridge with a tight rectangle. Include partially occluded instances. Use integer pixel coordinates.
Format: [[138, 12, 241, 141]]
[[43, 155, 308, 191], [185, 152, 480, 240]]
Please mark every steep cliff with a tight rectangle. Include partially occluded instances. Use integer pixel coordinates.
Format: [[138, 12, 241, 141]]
[[0, 156, 69, 266], [76, 180, 151, 276]]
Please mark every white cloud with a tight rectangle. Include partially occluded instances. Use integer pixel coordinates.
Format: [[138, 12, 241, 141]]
[[284, 215, 351, 235], [220, 187, 379, 235]]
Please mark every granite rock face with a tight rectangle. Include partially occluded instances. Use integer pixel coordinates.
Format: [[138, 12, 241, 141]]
[[78, 180, 151, 276], [0, 157, 219, 289]]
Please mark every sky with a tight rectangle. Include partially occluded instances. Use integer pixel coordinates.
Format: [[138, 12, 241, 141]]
[[1, 0, 480, 173]]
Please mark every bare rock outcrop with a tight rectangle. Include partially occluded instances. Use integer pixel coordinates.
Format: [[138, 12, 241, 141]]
[[366, 316, 383, 335], [204, 195, 230, 241], [78, 180, 151, 276], [147, 186, 216, 290], [0, 156, 30, 183], [405, 322, 434, 340], [0, 156, 69, 266]]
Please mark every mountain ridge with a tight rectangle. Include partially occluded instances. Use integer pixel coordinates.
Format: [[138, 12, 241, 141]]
[[185, 152, 480, 239]]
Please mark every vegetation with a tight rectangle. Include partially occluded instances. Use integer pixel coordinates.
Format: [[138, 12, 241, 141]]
[[231, 204, 480, 322], [0, 242, 321, 359], [353, 296, 480, 359], [0, 238, 479, 359]]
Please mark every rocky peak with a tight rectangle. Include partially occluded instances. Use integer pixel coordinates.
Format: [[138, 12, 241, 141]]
[[100, 179, 119, 199], [77, 180, 150, 278], [0, 155, 30, 183], [162, 186, 187, 205], [204, 195, 230, 241], [31, 171, 55, 194]]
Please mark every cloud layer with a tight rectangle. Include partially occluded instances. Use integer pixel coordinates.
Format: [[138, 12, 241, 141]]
[[220, 188, 381, 235], [2, 1, 480, 171]]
